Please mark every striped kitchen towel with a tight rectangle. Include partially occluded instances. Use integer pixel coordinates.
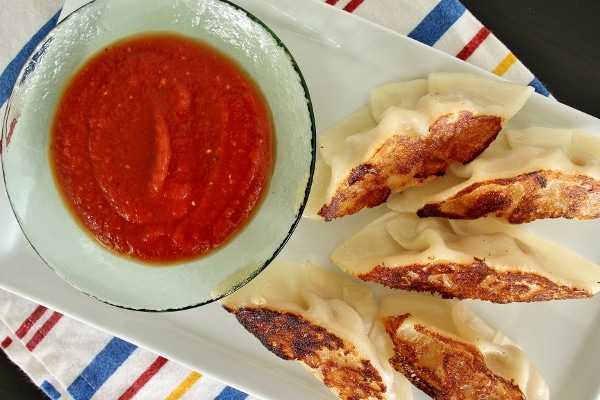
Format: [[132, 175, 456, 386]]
[[0, 291, 258, 400], [0, 0, 550, 399], [326, 0, 550, 96]]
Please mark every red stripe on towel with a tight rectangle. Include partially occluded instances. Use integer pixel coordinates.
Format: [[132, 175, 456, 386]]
[[1, 336, 12, 349], [325, 0, 339, 5], [15, 305, 48, 339], [25, 311, 62, 351], [118, 356, 169, 400], [343, 0, 364, 12], [456, 26, 490, 60]]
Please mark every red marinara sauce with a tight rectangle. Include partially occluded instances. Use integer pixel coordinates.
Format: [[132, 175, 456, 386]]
[[50, 33, 273, 263]]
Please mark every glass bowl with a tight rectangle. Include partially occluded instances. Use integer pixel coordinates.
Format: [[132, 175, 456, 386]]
[[1, 0, 315, 311]]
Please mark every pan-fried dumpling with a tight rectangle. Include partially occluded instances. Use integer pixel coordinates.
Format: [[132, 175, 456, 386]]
[[220, 260, 413, 400], [331, 211, 600, 302], [304, 72, 533, 221], [388, 128, 600, 223], [380, 293, 549, 400]]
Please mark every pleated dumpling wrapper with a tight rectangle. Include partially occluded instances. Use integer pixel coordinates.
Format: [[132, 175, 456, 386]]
[[304, 72, 533, 221], [331, 211, 600, 302], [220, 260, 413, 400], [388, 127, 600, 223], [380, 293, 549, 399]]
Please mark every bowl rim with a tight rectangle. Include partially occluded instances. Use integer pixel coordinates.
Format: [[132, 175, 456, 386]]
[[1, 0, 316, 312]]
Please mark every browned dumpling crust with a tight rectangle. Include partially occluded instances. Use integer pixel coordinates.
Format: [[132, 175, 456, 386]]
[[219, 260, 412, 400], [382, 314, 526, 400], [331, 212, 600, 303], [389, 128, 600, 223], [379, 294, 549, 400], [416, 170, 600, 223], [225, 306, 391, 400], [319, 111, 503, 221], [359, 258, 593, 303], [304, 72, 533, 222]]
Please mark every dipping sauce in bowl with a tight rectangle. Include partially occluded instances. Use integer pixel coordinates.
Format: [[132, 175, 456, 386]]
[[2, 0, 314, 310], [51, 33, 273, 263]]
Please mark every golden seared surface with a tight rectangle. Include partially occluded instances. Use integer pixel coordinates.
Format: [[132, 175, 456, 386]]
[[358, 261, 593, 303], [382, 315, 525, 400], [417, 170, 600, 223], [223, 306, 389, 400], [318, 111, 502, 221]]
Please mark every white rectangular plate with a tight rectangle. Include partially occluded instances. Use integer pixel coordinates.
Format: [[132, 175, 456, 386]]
[[2, 0, 600, 399]]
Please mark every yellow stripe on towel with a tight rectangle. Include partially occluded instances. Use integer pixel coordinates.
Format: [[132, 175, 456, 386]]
[[492, 52, 517, 76], [165, 372, 202, 400]]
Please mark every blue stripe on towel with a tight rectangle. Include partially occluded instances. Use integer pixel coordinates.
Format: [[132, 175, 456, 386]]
[[529, 76, 551, 96], [408, 0, 466, 46], [41, 380, 62, 399], [215, 386, 249, 400], [66, 337, 137, 400], [0, 9, 61, 107]]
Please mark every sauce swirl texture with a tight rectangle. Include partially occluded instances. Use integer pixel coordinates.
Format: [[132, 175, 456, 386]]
[[51, 33, 273, 263]]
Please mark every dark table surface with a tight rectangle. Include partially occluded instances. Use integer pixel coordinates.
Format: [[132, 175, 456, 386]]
[[461, 0, 600, 118], [1, 0, 599, 399]]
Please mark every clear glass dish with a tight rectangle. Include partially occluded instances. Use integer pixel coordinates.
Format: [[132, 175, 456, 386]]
[[1, 0, 315, 311]]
